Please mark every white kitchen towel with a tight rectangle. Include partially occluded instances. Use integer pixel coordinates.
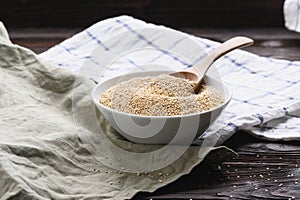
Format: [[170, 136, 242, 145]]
[[284, 0, 300, 32], [40, 16, 300, 142]]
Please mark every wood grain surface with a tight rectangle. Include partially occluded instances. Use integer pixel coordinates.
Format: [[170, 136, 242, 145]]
[[8, 27, 300, 199]]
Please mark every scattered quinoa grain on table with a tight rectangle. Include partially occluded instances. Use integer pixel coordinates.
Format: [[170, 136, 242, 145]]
[[99, 74, 224, 116]]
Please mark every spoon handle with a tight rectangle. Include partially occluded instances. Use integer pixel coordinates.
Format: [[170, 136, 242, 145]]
[[191, 36, 253, 93], [192, 36, 254, 80]]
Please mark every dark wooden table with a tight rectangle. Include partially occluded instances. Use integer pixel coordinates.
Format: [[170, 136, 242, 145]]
[[9, 27, 300, 200]]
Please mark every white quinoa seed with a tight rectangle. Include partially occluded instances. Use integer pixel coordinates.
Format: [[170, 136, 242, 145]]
[[99, 74, 224, 116]]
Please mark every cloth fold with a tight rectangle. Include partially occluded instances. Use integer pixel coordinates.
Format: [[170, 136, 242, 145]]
[[0, 22, 235, 199]]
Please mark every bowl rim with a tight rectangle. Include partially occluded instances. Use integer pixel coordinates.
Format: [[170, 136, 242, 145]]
[[91, 71, 232, 119]]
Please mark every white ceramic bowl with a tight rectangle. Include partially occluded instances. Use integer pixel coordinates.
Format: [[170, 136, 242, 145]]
[[92, 71, 232, 144]]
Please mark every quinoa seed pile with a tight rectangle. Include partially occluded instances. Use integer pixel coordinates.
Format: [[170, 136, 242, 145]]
[[99, 74, 224, 116]]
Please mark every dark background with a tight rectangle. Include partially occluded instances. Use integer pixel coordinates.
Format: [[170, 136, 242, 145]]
[[1, 0, 284, 29]]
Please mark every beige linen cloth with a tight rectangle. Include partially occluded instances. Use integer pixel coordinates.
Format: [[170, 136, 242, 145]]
[[0, 23, 234, 199]]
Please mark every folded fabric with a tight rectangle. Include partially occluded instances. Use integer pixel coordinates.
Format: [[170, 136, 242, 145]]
[[40, 16, 300, 142], [284, 0, 300, 32], [0, 22, 235, 199]]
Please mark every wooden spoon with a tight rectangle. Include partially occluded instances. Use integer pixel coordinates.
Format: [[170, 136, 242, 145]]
[[170, 36, 254, 93]]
